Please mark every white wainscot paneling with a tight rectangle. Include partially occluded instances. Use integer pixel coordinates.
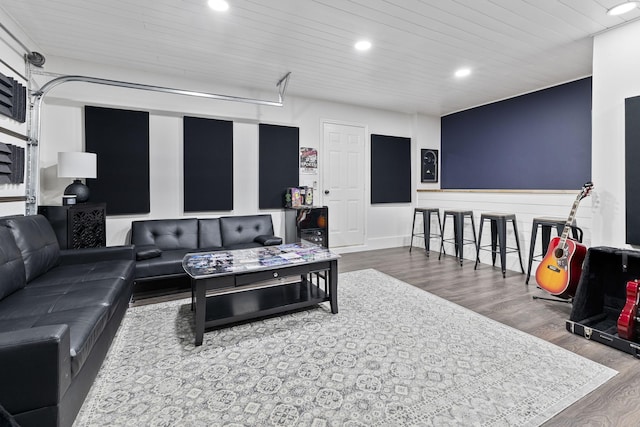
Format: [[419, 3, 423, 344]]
[[415, 191, 594, 276]]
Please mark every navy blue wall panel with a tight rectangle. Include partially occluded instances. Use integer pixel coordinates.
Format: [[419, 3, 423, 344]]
[[441, 77, 592, 189]]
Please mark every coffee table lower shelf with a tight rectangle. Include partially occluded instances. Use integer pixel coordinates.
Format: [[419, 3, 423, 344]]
[[202, 281, 329, 327], [193, 270, 337, 346]]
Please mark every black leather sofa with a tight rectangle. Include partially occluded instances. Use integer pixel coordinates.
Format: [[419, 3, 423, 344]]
[[131, 214, 282, 283], [0, 215, 135, 427]]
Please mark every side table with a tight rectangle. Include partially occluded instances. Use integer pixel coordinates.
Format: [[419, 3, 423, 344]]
[[38, 203, 106, 249]]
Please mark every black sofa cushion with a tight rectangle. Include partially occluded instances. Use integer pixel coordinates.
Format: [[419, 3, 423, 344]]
[[0, 215, 60, 282], [28, 259, 134, 317], [26, 259, 135, 290], [0, 294, 110, 377], [0, 227, 26, 300], [219, 215, 275, 247], [198, 218, 223, 248], [134, 248, 194, 279], [131, 218, 198, 250], [0, 265, 132, 376]]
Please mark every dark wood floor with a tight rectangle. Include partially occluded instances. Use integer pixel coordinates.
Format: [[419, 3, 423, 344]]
[[135, 247, 640, 426], [339, 247, 640, 427]]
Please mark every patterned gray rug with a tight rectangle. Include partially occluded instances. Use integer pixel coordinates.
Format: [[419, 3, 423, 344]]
[[75, 269, 616, 426]]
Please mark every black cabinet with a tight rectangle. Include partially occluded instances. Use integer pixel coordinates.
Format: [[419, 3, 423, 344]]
[[38, 203, 106, 249], [284, 206, 329, 248]]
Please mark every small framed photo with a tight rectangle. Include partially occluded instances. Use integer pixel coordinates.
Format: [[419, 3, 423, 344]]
[[421, 149, 438, 183]]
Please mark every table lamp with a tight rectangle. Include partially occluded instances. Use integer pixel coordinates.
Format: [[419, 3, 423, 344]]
[[58, 152, 97, 203]]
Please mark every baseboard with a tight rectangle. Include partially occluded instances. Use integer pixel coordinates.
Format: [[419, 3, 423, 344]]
[[331, 236, 406, 254]]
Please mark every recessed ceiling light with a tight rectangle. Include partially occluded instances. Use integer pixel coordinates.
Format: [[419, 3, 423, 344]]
[[208, 0, 229, 12], [354, 40, 372, 51], [454, 68, 471, 78], [607, 1, 639, 15]]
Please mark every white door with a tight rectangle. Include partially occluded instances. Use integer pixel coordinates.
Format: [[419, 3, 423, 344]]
[[322, 122, 365, 247]]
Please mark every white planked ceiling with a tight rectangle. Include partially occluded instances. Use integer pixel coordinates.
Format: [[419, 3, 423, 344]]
[[0, 0, 638, 115]]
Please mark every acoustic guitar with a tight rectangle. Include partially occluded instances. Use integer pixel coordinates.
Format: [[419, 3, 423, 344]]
[[535, 182, 593, 299], [618, 280, 640, 340]]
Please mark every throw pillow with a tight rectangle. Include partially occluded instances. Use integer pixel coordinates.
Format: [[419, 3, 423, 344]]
[[254, 235, 283, 246]]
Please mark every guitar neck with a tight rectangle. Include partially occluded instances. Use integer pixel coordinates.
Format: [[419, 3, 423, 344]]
[[559, 196, 582, 244]]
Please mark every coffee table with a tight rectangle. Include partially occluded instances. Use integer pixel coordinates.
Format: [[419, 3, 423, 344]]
[[182, 243, 340, 346]]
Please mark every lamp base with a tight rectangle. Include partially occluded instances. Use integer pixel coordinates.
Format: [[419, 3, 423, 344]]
[[64, 179, 90, 203]]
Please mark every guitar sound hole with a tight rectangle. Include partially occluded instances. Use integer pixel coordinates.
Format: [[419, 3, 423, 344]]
[[554, 247, 565, 259]]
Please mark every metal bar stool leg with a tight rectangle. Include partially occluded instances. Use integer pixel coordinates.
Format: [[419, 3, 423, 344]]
[[526, 223, 538, 284], [474, 217, 485, 270], [423, 210, 431, 255], [512, 218, 525, 273], [543, 225, 555, 254], [496, 217, 507, 278], [438, 214, 447, 260], [470, 214, 478, 255], [454, 213, 463, 265], [490, 219, 498, 266], [410, 210, 417, 253], [436, 211, 443, 255]]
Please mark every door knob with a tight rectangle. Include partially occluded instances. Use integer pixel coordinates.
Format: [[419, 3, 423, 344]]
[[324, 190, 330, 195]]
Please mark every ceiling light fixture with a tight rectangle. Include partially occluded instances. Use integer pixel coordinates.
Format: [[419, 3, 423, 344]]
[[454, 68, 471, 78], [354, 40, 372, 51], [607, 1, 639, 15], [208, 0, 229, 12]]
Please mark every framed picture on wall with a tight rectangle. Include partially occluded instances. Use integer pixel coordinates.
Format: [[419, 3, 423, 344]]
[[421, 149, 438, 183]]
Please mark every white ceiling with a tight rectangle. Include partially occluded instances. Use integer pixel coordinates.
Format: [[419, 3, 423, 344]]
[[1, 0, 639, 116]]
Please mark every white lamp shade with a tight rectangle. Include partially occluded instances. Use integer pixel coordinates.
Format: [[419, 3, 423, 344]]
[[58, 152, 97, 179]]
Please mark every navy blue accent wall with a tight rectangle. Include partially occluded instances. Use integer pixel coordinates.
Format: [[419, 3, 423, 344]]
[[441, 77, 592, 189], [625, 95, 640, 245]]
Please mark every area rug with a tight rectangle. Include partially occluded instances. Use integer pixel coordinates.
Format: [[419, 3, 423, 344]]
[[74, 269, 616, 427]]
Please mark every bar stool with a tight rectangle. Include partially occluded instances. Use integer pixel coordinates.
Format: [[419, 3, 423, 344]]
[[409, 208, 442, 256], [474, 212, 525, 278], [525, 217, 583, 284], [438, 210, 477, 266]]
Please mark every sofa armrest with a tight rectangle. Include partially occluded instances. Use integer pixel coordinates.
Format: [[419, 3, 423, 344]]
[[135, 244, 163, 261], [0, 325, 71, 414], [59, 245, 135, 265]]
